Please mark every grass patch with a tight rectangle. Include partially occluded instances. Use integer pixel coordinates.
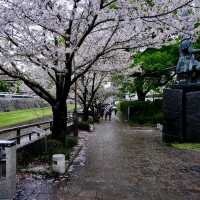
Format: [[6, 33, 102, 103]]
[[171, 143, 200, 151], [0, 107, 52, 128], [0, 104, 75, 128]]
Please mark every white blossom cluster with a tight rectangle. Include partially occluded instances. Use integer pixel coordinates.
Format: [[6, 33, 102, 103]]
[[0, 0, 199, 103]]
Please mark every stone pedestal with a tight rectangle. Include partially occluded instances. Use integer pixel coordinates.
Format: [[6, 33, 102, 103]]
[[163, 84, 200, 142], [0, 140, 16, 200]]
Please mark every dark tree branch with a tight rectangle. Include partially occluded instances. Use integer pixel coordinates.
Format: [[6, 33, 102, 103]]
[[0, 64, 55, 105]]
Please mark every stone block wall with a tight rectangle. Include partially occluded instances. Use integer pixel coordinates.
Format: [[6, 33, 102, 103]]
[[163, 89, 184, 142], [163, 86, 200, 142]]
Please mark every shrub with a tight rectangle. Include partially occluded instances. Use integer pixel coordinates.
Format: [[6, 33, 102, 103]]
[[17, 149, 33, 167], [17, 138, 47, 167], [17, 137, 78, 167], [93, 116, 100, 123], [87, 117, 94, 124], [65, 137, 78, 149], [119, 100, 163, 125], [47, 139, 64, 155], [47, 138, 77, 160], [78, 120, 90, 130]]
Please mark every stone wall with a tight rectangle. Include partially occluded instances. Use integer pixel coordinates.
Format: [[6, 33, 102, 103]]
[[0, 98, 49, 112], [163, 89, 184, 142], [186, 91, 200, 141], [163, 85, 200, 142]]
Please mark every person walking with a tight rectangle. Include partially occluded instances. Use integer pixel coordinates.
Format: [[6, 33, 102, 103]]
[[104, 104, 112, 121]]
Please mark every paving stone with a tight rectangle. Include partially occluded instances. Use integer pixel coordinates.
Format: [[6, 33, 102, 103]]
[[16, 118, 200, 200]]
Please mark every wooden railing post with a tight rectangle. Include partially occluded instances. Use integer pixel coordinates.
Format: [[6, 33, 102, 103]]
[[50, 121, 52, 131], [29, 133, 31, 141], [16, 129, 20, 144], [37, 125, 41, 137], [44, 136, 48, 153]]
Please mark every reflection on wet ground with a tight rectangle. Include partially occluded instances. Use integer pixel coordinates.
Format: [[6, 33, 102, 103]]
[[16, 118, 200, 200]]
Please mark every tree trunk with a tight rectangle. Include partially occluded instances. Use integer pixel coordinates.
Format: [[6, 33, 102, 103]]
[[91, 104, 95, 121], [136, 90, 146, 101], [52, 100, 68, 143], [83, 107, 89, 122]]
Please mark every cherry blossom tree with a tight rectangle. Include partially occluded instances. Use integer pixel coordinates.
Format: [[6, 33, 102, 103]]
[[0, 0, 199, 141], [75, 71, 106, 121]]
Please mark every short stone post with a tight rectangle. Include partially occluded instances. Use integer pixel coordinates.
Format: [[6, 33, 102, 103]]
[[52, 154, 65, 174], [0, 140, 16, 200]]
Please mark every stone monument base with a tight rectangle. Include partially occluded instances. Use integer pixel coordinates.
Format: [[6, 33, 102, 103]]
[[163, 83, 200, 143]]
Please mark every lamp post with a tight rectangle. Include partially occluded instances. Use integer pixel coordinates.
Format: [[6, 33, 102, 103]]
[[73, 59, 78, 137]]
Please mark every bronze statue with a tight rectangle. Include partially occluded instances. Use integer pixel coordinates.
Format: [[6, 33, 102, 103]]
[[176, 38, 200, 83]]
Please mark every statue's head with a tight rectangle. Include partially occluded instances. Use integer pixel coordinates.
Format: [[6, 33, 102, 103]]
[[180, 32, 193, 40], [180, 37, 192, 51]]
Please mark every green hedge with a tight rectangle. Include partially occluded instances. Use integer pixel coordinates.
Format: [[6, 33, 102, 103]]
[[78, 121, 90, 131], [119, 100, 163, 125]]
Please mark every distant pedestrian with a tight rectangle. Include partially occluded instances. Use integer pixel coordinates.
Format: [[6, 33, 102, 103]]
[[100, 106, 104, 119], [113, 106, 117, 115], [104, 105, 112, 121]]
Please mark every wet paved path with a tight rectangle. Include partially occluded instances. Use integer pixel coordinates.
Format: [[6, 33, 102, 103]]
[[16, 118, 200, 199]]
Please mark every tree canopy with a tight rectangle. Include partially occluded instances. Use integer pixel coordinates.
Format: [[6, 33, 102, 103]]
[[113, 41, 182, 101], [132, 35, 200, 72], [0, 80, 12, 92], [0, 0, 199, 140], [132, 43, 180, 72]]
